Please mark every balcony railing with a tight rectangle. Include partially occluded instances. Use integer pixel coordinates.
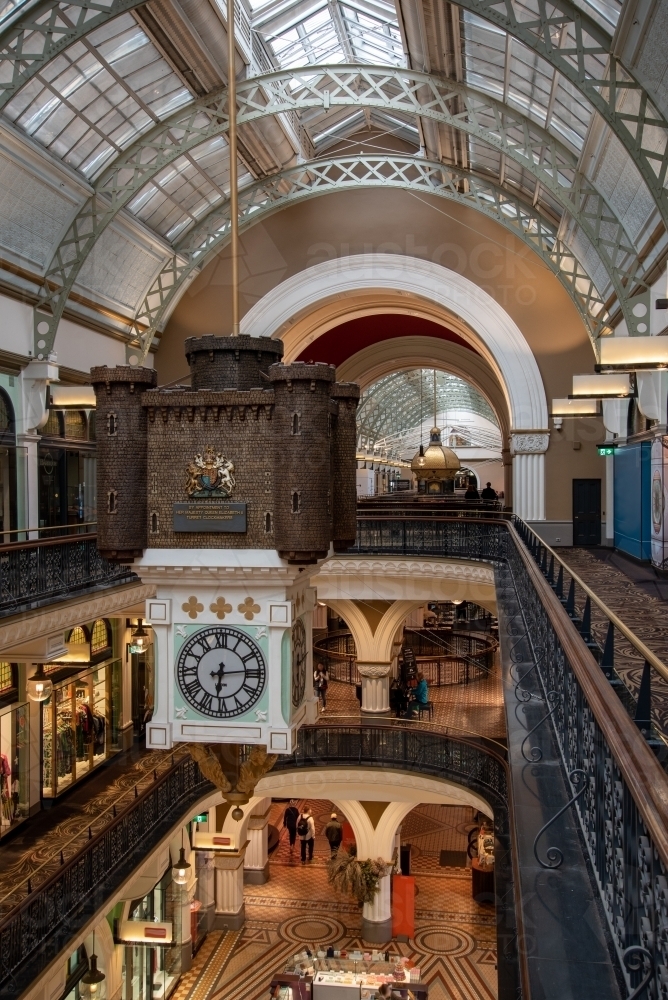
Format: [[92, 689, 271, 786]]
[[353, 511, 668, 998], [0, 753, 210, 997], [0, 533, 136, 617]]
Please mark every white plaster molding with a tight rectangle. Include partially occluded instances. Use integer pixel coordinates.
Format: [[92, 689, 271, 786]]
[[240, 254, 548, 431], [316, 556, 495, 586], [0, 582, 156, 653], [357, 663, 392, 678], [509, 432, 550, 455]]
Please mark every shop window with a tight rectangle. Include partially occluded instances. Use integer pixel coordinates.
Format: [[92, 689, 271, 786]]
[[291, 491, 300, 514], [291, 412, 301, 435], [108, 490, 118, 514], [61, 945, 88, 1000], [64, 411, 87, 441], [68, 626, 88, 646], [1, 699, 29, 836], [107, 413, 117, 437], [264, 512, 272, 533], [150, 512, 159, 534], [91, 619, 110, 655], [42, 662, 120, 797], [0, 662, 13, 694], [43, 409, 63, 438]]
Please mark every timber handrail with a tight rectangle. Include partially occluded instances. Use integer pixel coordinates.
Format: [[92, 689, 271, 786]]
[[509, 521, 668, 869], [0, 530, 100, 554], [514, 515, 668, 686]]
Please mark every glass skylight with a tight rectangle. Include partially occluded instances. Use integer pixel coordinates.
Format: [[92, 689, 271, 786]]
[[3, 14, 191, 179]]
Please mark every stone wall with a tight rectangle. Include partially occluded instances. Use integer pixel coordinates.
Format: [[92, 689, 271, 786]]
[[143, 389, 275, 549], [90, 365, 157, 560]]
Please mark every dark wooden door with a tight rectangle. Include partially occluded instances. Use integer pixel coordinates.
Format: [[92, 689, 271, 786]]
[[573, 478, 601, 546]]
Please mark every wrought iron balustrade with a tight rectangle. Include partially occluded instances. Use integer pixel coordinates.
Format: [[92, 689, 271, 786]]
[[0, 534, 136, 617], [353, 511, 668, 998], [0, 754, 211, 997]]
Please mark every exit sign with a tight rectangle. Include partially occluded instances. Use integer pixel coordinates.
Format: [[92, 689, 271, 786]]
[[597, 445, 617, 456]]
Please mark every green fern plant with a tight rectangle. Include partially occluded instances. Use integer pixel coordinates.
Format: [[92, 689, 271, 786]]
[[327, 848, 391, 904]]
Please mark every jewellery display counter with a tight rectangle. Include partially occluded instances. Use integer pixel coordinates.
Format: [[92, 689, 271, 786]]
[[42, 660, 121, 798], [0, 700, 28, 837], [272, 955, 428, 1000]]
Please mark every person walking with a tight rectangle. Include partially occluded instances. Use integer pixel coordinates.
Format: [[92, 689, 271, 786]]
[[297, 807, 315, 864], [314, 663, 329, 710], [323, 812, 343, 857], [283, 799, 299, 852]]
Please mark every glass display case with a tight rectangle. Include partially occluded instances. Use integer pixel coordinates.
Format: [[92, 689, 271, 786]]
[[277, 956, 428, 1000], [0, 700, 28, 837], [42, 661, 121, 798]]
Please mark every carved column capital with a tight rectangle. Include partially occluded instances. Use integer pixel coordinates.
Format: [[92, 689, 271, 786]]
[[357, 662, 392, 679], [510, 431, 550, 455]]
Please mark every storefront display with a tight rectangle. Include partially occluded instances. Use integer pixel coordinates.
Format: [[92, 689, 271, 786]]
[[0, 700, 28, 836], [121, 868, 181, 1000], [42, 662, 120, 798]]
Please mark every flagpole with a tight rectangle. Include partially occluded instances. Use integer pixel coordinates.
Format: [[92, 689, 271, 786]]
[[227, 0, 239, 336]]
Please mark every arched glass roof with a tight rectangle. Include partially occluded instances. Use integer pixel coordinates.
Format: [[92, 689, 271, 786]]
[[357, 368, 501, 459], [0, 0, 663, 350]]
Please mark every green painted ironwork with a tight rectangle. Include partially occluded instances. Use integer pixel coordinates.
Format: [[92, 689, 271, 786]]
[[122, 154, 612, 364], [33, 67, 647, 361]]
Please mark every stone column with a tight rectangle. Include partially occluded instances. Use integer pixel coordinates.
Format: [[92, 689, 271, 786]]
[[244, 802, 270, 884], [214, 848, 247, 930], [510, 432, 549, 521], [357, 663, 391, 715], [361, 873, 391, 943], [196, 851, 216, 932]]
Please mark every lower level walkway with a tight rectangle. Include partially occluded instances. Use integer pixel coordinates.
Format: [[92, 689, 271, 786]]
[[175, 800, 497, 1000]]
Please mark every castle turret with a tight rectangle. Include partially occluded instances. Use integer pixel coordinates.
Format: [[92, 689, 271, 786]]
[[269, 362, 336, 563], [90, 365, 157, 560], [185, 335, 283, 391], [330, 382, 360, 551]]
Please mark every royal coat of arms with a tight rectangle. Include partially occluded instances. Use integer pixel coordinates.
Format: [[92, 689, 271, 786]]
[[185, 446, 236, 498]]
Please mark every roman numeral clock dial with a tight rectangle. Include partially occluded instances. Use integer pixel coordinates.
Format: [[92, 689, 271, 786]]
[[176, 626, 267, 718]]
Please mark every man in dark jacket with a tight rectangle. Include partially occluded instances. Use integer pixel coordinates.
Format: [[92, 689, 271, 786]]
[[481, 482, 497, 501], [283, 799, 299, 851], [323, 812, 343, 856]]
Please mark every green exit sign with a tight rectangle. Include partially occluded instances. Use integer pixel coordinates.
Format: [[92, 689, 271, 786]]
[[193, 814, 208, 824], [597, 445, 617, 456]]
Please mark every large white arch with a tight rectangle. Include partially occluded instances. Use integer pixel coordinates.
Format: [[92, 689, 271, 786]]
[[240, 255, 549, 519]]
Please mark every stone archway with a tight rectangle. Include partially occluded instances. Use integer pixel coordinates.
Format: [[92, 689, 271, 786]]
[[240, 255, 549, 519]]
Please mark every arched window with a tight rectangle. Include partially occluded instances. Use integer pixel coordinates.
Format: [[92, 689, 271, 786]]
[[91, 619, 110, 654], [108, 490, 118, 514], [107, 413, 117, 436], [68, 625, 88, 645], [291, 491, 301, 514], [64, 410, 87, 440], [42, 408, 63, 438], [150, 512, 159, 534], [0, 389, 15, 445], [264, 512, 272, 533], [291, 412, 300, 435]]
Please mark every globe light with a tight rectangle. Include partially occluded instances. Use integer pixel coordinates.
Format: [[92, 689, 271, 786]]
[[27, 664, 52, 703]]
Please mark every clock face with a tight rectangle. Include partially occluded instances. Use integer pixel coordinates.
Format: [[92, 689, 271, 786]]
[[176, 626, 266, 718], [292, 618, 307, 708]]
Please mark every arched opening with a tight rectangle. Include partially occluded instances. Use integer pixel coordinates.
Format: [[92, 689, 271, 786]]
[[0, 387, 18, 542]]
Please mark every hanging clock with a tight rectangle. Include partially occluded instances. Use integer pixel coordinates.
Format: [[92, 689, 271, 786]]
[[176, 625, 266, 718], [292, 618, 307, 707]]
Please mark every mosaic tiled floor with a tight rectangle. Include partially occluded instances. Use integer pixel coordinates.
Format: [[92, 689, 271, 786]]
[[560, 547, 668, 735], [209, 802, 497, 1000]]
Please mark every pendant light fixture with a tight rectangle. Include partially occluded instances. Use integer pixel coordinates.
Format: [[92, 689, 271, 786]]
[[27, 664, 53, 703], [172, 830, 192, 886], [81, 934, 105, 999], [418, 369, 425, 463], [131, 620, 149, 649]]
